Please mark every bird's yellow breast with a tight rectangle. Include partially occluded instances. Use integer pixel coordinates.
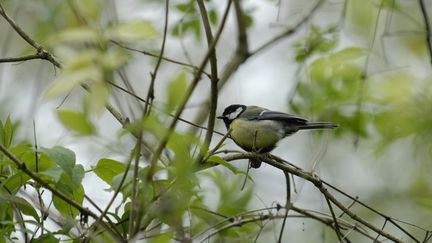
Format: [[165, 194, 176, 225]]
[[230, 119, 283, 152]]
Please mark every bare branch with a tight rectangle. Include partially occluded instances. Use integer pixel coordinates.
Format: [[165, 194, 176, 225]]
[[0, 53, 43, 63], [218, 152, 407, 243], [277, 171, 290, 243], [147, 0, 233, 180], [197, 0, 219, 156], [418, 0, 432, 64], [143, 0, 170, 115]]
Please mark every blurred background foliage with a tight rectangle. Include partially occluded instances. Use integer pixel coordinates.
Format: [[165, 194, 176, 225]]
[[1, 0, 432, 242]]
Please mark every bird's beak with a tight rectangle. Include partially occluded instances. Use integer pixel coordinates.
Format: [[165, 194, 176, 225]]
[[216, 116, 223, 119]]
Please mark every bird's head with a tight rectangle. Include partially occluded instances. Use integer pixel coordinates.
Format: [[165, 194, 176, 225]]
[[217, 104, 246, 128]]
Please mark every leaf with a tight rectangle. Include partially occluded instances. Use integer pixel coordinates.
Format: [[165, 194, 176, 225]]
[[175, 3, 193, 12], [106, 20, 158, 42], [44, 66, 102, 98], [52, 178, 84, 218], [48, 27, 100, 44], [41, 146, 76, 178], [167, 72, 188, 111], [84, 82, 110, 115], [331, 47, 364, 61], [0, 194, 39, 221], [1, 172, 30, 194], [3, 116, 13, 148], [101, 48, 129, 70], [93, 158, 126, 185], [57, 110, 95, 135], [72, 164, 85, 186], [0, 119, 4, 148], [31, 233, 60, 243], [206, 155, 239, 174], [209, 9, 218, 25], [0, 116, 14, 148], [39, 167, 63, 182]]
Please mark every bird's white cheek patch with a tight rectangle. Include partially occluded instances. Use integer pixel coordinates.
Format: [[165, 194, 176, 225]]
[[228, 107, 243, 120]]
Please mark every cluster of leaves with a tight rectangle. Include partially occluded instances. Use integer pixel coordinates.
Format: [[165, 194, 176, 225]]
[[0, 118, 85, 241], [292, 26, 367, 138], [289, 4, 432, 220], [0, 0, 259, 240], [0, 67, 255, 242], [41, 1, 158, 116], [172, 0, 253, 39], [291, 22, 432, 156]]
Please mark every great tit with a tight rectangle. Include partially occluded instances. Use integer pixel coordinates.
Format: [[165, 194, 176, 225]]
[[217, 104, 338, 168]]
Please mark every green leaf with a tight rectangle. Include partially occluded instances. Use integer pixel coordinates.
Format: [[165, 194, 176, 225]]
[[41, 146, 76, 178], [111, 170, 134, 198], [93, 158, 126, 185], [0, 119, 4, 148], [0, 194, 39, 221], [3, 116, 13, 148], [44, 66, 102, 98], [175, 3, 193, 12], [72, 164, 85, 186], [106, 20, 158, 42], [167, 72, 188, 111], [331, 47, 364, 61], [31, 233, 60, 243], [209, 9, 218, 25], [52, 179, 84, 218], [84, 82, 110, 115], [57, 110, 95, 135], [48, 27, 100, 44], [206, 156, 239, 174], [101, 48, 129, 70], [38, 167, 63, 182], [1, 172, 30, 194]]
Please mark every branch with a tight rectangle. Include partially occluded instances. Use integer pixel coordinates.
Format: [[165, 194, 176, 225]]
[[197, 0, 219, 157], [143, 0, 170, 115], [250, 0, 324, 56], [188, 0, 324, 134], [218, 152, 406, 243], [0, 4, 60, 67], [0, 53, 43, 63], [147, 0, 233, 179], [111, 41, 211, 77], [0, 3, 130, 129], [277, 171, 290, 243], [418, 0, 432, 64], [324, 196, 345, 242]]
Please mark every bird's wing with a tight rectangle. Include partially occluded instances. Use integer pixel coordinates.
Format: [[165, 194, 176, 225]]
[[251, 111, 307, 124]]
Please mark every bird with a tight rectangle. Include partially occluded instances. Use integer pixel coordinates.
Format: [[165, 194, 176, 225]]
[[217, 104, 338, 168]]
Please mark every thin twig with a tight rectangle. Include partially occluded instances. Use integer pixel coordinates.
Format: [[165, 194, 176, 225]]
[[250, 0, 324, 56], [147, 0, 233, 180], [143, 0, 170, 115], [418, 0, 432, 64], [277, 171, 291, 243], [129, 136, 143, 237], [112, 41, 211, 77], [108, 80, 225, 136], [324, 196, 344, 242], [0, 53, 44, 63]]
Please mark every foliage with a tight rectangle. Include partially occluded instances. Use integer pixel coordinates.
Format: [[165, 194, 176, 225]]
[[0, 0, 432, 242]]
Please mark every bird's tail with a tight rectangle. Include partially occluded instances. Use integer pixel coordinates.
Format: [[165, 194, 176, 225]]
[[299, 122, 339, 130]]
